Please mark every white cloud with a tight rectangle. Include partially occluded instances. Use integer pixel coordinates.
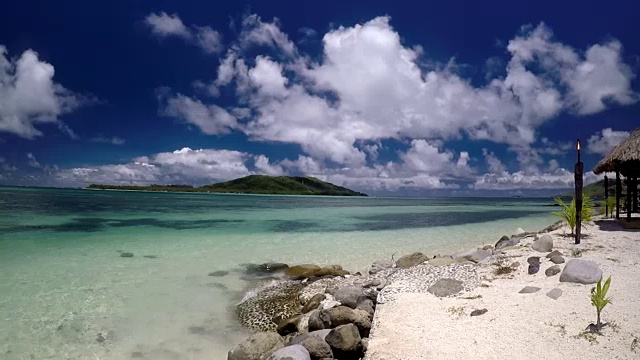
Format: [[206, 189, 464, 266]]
[[162, 94, 237, 134], [166, 17, 636, 171], [90, 136, 125, 145], [144, 12, 191, 38], [473, 168, 600, 190], [58, 147, 252, 186], [26, 153, 41, 168], [254, 155, 285, 175], [0, 46, 86, 139], [144, 12, 223, 54], [482, 148, 506, 174], [586, 128, 630, 155]]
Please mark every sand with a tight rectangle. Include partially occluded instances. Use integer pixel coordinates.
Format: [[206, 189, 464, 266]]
[[365, 219, 640, 360]]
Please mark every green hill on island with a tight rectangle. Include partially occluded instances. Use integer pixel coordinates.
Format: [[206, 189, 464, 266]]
[[561, 179, 626, 199], [87, 175, 368, 196]]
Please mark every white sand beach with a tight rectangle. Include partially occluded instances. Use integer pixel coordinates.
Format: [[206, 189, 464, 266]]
[[365, 219, 640, 360]]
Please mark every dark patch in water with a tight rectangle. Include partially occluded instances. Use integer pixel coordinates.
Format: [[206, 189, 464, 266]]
[[269, 220, 318, 232], [208, 270, 229, 277], [352, 210, 548, 231]]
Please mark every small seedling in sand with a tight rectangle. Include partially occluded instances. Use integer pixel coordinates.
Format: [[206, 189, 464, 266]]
[[588, 275, 612, 333], [494, 265, 515, 276], [631, 336, 638, 352], [480, 283, 491, 288], [447, 306, 466, 317]]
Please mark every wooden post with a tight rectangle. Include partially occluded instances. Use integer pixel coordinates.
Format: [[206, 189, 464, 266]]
[[616, 170, 621, 219], [634, 177, 638, 213], [627, 177, 632, 221], [575, 140, 583, 245], [604, 175, 609, 217]]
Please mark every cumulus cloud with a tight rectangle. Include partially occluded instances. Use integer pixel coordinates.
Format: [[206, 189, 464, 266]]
[[473, 168, 600, 190], [161, 93, 237, 134], [0, 46, 88, 139], [158, 16, 635, 172], [26, 153, 41, 168], [586, 128, 630, 155], [144, 12, 223, 54]]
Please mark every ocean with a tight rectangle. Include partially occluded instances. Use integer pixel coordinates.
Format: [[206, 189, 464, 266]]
[[0, 187, 558, 359]]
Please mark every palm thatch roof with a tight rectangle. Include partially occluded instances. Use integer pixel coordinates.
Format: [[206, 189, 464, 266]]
[[593, 128, 640, 176]]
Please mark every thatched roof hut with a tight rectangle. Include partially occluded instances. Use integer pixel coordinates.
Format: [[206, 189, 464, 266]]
[[593, 128, 640, 177]]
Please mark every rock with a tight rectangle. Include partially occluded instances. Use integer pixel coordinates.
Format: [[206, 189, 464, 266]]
[[208, 270, 229, 277], [302, 294, 326, 314], [376, 280, 387, 291], [363, 279, 381, 288], [428, 257, 457, 267], [515, 227, 526, 235], [120, 252, 134, 258], [546, 288, 563, 300], [333, 287, 366, 309], [320, 300, 341, 310], [511, 261, 521, 269], [286, 264, 322, 279], [482, 245, 494, 251], [518, 286, 541, 294], [326, 306, 372, 338], [299, 336, 333, 359], [266, 344, 311, 360], [228, 332, 285, 360], [532, 234, 554, 252], [235, 282, 305, 332], [550, 255, 565, 264], [142, 255, 158, 259], [316, 265, 349, 277], [427, 278, 463, 297], [528, 264, 540, 275], [527, 256, 541, 265], [495, 236, 520, 250], [355, 299, 375, 318], [363, 288, 378, 304], [277, 314, 302, 336], [361, 338, 369, 352], [289, 330, 332, 345], [559, 259, 603, 284], [467, 249, 492, 263], [470, 309, 488, 316], [324, 324, 362, 359], [545, 265, 561, 277], [546, 250, 563, 258], [369, 260, 394, 274], [308, 310, 331, 331], [395, 252, 429, 269]]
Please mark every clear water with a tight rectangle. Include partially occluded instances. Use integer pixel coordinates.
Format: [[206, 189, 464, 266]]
[[0, 187, 557, 359]]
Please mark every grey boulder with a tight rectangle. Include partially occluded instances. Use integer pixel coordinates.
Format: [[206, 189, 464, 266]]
[[333, 287, 367, 309], [559, 259, 603, 284], [550, 255, 565, 264], [324, 324, 362, 359], [518, 286, 541, 294], [308, 310, 331, 331], [546, 250, 563, 258], [355, 299, 375, 318], [495, 235, 520, 250], [545, 265, 561, 277], [546, 288, 563, 300], [326, 306, 372, 338], [266, 344, 311, 360], [302, 293, 326, 314], [466, 249, 493, 263], [532, 234, 554, 252], [395, 252, 429, 269], [427, 278, 463, 297], [298, 336, 333, 359], [369, 259, 394, 274], [289, 330, 332, 345], [228, 332, 285, 360]]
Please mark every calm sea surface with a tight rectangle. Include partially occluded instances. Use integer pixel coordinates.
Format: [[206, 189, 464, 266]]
[[0, 187, 558, 359]]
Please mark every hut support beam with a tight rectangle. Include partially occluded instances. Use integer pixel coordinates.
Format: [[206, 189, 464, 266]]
[[634, 177, 638, 213], [616, 170, 621, 219], [627, 178, 632, 221]]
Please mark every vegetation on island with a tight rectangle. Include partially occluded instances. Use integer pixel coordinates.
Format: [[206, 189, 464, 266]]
[[87, 175, 368, 196], [562, 179, 625, 199], [551, 194, 594, 236]]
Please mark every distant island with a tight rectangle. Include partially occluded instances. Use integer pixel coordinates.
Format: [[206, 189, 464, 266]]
[[86, 175, 368, 196]]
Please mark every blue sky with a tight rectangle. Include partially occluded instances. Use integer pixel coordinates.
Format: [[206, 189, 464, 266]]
[[0, 0, 639, 196]]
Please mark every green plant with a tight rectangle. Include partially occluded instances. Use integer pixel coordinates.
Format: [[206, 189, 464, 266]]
[[603, 197, 616, 218], [552, 194, 594, 235], [589, 275, 612, 332]]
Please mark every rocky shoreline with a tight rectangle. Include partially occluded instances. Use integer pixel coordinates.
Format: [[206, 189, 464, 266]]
[[226, 219, 606, 360]]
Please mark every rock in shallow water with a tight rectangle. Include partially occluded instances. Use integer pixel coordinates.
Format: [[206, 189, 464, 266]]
[[228, 332, 285, 360], [208, 270, 229, 277], [266, 344, 311, 360], [236, 281, 304, 332], [120, 252, 134, 258]]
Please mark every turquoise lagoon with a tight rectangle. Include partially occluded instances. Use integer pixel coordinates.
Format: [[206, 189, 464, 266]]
[[0, 187, 558, 359]]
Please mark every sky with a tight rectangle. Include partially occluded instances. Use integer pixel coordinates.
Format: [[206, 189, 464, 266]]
[[0, 0, 639, 196]]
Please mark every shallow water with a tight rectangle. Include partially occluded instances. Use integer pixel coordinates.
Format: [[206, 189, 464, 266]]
[[0, 187, 557, 359]]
